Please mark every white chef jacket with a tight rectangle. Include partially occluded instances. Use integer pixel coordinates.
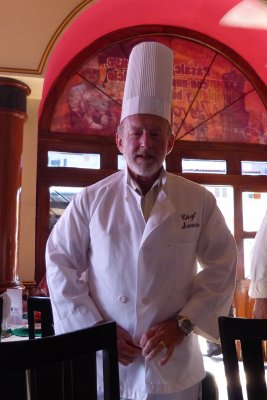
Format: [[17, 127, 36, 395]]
[[46, 169, 237, 399], [249, 211, 267, 298]]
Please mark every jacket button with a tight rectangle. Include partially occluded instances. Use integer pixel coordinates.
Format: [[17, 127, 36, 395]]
[[118, 295, 128, 303]]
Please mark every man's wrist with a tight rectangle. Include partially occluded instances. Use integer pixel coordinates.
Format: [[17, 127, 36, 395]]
[[174, 314, 194, 336]]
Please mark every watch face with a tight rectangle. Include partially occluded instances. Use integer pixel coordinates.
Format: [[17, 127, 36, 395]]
[[182, 319, 193, 333], [178, 317, 193, 335]]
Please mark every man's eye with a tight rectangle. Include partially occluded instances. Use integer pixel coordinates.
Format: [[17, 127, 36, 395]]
[[130, 130, 142, 136]]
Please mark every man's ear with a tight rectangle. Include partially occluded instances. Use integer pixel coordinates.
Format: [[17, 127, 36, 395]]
[[116, 132, 123, 154]]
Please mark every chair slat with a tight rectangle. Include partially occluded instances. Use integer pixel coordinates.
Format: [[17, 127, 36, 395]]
[[219, 316, 267, 400], [241, 340, 267, 400]]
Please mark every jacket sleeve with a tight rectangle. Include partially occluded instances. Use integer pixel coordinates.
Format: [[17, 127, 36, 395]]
[[46, 189, 103, 334], [178, 190, 237, 342], [249, 212, 267, 298]]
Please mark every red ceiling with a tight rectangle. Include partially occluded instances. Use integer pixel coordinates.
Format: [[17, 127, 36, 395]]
[[39, 0, 267, 116]]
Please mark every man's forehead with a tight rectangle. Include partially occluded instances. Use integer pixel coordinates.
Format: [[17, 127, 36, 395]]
[[125, 114, 168, 128]]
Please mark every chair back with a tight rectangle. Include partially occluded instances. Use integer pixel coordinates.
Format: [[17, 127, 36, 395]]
[[27, 296, 54, 338], [0, 321, 120, 400], [218, 316, 267, 400]]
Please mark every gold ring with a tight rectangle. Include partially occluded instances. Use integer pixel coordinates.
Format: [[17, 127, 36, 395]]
[[159, 340, 166, 348]]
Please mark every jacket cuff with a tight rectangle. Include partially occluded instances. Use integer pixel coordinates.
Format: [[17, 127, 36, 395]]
[[249, 280, 267, 298]]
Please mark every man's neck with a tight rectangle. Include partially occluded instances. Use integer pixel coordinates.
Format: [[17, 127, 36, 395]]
[[128, 168, 162, 195]]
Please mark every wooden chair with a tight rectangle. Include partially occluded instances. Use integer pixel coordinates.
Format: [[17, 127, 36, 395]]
[[218, 316, 267, 400], [27, 296, 54, 338], [0, 321, 120, 400]]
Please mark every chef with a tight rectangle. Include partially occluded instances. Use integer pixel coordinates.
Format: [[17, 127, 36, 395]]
[[46, 41, 237, 400]]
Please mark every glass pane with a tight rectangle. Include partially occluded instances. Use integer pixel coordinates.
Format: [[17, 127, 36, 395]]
[[49, 186, 83, 230], [50, 72, 121, 136], [242, 192, 267, 231], [203, 185, 234, 233], [48, 151, 100, 169], [182, 159, 226, 174], [241, 161, 267, 176], [244, 238, 255, 279]]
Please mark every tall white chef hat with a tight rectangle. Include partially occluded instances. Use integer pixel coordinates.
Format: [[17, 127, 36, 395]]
[[120, 41, 173, 124]]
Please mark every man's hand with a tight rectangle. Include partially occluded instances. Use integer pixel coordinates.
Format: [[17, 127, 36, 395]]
[[253, 298, 267, 319], [117, 325, 142, 366], [139, 319, 185, 366]]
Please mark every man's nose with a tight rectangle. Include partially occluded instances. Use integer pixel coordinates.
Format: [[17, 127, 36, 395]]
[[140, 131, 152, 148]]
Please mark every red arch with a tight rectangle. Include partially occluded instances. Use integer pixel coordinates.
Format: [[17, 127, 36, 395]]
[[40, 0, 267, 117]]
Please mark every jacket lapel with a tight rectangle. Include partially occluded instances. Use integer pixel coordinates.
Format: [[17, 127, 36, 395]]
[[140, 181, 176, 248]]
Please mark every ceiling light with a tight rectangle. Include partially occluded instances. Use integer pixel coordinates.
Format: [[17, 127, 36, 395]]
[[220, 0, 267, 30]]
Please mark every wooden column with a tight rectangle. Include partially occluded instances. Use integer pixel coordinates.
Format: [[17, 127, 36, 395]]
[[0, 77, 30, 293]]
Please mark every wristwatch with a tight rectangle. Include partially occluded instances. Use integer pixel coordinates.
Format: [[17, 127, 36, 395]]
[[175, 314, 194, 336]]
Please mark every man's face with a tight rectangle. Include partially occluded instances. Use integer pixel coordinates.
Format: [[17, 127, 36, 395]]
[[116, 114, 174, 179]]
